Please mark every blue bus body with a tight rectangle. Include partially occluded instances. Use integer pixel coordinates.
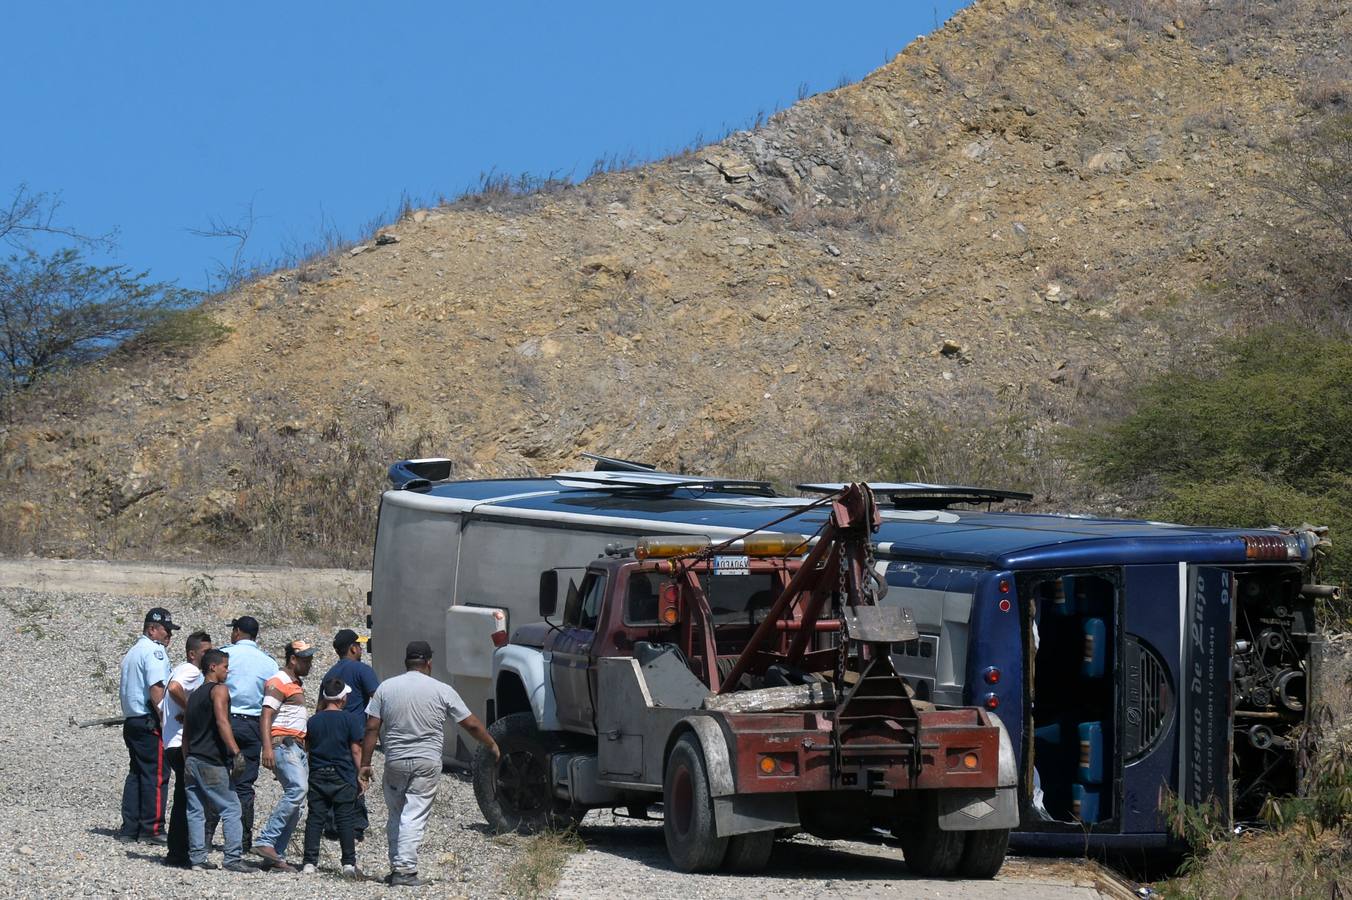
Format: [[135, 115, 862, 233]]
[[376, 462, 1323, 852]]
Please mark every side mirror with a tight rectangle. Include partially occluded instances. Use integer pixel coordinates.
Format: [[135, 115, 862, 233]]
[[562, 579, 581, 625], [539, 570, 559, 618]]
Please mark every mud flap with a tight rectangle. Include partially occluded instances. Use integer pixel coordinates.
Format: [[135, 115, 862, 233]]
[[936, 786, 1019, 830], [713, 792, 800, 837]]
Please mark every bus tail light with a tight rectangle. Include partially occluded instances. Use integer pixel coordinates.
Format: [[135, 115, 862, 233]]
[[1243, 533, 1304, 560], [983, 667, 1000, 685], [982, 693, 1000, 710]]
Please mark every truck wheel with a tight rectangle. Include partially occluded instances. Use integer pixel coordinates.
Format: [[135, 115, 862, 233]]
[[722, 831, 774, 872], [896, 793, 965, 877], [474, 712, 572, 834], [663, 732, 728, 872], [957, 828, 1009, 879]]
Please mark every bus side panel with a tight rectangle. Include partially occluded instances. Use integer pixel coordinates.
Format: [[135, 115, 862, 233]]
[[452, 517, 647, 722], [1120, 564, 1182, 833], [369, 498, 464, 687]]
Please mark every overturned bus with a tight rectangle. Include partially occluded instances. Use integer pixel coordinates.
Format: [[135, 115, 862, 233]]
[[368, 457, 1330, 853]]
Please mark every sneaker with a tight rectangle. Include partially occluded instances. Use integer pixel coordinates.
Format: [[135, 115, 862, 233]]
[[142, 833, 169, 846], [301, 863, 317, 875], [390, 871, 427, 887], [223, 860, 253, 874], [342, 864, 363, 879], [190, 861, 220, 871]]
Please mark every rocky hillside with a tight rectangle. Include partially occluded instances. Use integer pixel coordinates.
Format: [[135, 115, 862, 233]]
[[2, 0, 1348, 564]]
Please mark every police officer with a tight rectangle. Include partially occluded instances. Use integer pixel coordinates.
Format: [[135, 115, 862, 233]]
[[117, 607, 180, 843], [207, 615, 278, 853]]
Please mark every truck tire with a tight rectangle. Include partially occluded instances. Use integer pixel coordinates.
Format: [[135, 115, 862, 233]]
[[957, 828, 1009, 879], [474, 712, 573, 834], [663, 732, 728, 872], [722, 831, 774, 872], [896, 793, 965, 877]]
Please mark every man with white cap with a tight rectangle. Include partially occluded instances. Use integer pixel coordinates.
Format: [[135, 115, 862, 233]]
[[252, 639, 315, 871], [301, 675, 366, 878]]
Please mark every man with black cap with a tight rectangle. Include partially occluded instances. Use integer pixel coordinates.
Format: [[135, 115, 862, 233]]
[[359, 640, 499, 886], [208, 614, 278, 852], [117, 607, 180, 843], [324, 628, 379, 838]]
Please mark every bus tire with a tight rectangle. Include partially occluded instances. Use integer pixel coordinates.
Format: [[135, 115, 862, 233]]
[[896, 794, 965, 877], [663, 732, 728, 872], [474, 712, 573, 834], [722, 831, 775, 872], [957, 828, 1009, 879]]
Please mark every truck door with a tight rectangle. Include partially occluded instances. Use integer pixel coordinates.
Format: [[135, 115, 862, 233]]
[[1179, 566, 1235, 823], [551, 571, 605, 735]]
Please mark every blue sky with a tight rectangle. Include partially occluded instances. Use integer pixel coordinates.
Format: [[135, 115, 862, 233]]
[[3, 2, 969, 291]]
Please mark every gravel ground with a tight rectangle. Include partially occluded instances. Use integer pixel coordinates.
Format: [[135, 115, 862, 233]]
[[0, 587, 524, 899], [0, 585, 1112, 899]]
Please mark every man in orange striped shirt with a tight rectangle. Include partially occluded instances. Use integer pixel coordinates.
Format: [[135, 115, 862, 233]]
[[253, 640, 315, 871]]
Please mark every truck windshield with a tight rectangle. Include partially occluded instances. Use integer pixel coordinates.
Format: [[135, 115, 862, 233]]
[[624, 570, 779, 626]]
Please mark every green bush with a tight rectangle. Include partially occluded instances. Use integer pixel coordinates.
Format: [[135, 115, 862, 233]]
[[1079, 327, 1352, 593], [136, 308, 232, 352]]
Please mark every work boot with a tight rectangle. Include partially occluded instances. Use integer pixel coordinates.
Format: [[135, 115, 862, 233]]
[[142, 833, 168, 846], [390, 871, 427, 887], [223, 860, 253, 873], [250, 845, 294, 871], [190, 861, 220, 871]]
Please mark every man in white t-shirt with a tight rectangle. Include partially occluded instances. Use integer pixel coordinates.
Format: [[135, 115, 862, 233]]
[[161, 631, 212, 868]]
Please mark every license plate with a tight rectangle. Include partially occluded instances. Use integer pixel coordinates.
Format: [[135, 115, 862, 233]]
[[713, 555, 750, 575]]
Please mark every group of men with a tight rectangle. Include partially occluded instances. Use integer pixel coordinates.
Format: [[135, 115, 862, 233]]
[[118, 607, 500, 884]]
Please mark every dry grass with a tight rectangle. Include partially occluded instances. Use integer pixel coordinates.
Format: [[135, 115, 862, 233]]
[[502, 829, 585, 899]]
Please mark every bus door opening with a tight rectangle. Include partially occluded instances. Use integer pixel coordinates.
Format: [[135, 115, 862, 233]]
[[1025, 571, 1119, 827]]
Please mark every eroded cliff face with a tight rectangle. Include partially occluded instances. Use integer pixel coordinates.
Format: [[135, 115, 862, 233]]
[[4, 0, 1347, 563]]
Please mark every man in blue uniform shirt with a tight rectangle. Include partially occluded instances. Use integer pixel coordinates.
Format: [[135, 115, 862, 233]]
[[118, 607, 180, 843], [206, 615, 278, 852], [323, 628, 379, 838]]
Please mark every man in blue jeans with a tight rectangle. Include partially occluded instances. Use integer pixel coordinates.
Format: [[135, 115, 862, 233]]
[[183, 648, 250, 872], [207, 615, 278, 852], [253, 640, 315, 871]]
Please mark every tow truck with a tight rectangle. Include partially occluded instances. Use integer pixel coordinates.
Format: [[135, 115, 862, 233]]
[[471, 483, 1017, 875]]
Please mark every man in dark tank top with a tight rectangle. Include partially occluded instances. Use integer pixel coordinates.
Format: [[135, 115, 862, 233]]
[[183, 649, 250, 872]]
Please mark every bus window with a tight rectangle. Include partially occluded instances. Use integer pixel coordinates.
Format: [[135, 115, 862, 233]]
[[1026, 571, 1119, 827]]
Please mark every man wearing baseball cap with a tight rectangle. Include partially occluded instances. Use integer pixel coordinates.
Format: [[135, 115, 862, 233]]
[[360, 640, 499, 886], [117, 607, 180, 843], [324, 628, 379, 838], [206, 614, 278, 853], [253, 640, 316, 871]]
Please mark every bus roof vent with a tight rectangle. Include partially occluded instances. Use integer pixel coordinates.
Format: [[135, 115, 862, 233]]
[[551, 470, 778, 497], [796, 482, 1033, 510]]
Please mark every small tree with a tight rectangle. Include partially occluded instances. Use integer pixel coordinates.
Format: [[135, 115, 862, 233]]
[[1267, 113, 1352, 277], [0, 248, 189, 394]]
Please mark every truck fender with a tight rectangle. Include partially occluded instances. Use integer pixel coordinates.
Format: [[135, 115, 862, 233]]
[[665, 715, 735, 798], [986, 712, 1018, 789], [491, 644, 562, 733]]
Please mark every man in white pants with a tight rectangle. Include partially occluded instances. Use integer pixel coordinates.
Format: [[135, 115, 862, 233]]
[[359, 640, 499, 887]]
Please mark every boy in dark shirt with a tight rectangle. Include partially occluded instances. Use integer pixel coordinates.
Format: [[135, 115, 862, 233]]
[[301, 675, 365, 877], [324, 628, 379, 839]]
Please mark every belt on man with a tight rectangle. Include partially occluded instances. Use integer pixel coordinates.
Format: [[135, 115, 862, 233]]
[[230, 713, 260, 719], [272, 735, 306, 749]]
